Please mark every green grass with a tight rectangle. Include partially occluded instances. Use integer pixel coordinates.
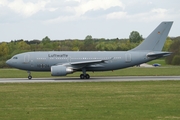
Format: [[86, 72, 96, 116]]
[[1, 59, 179, 119], [147, 59, 166, 66], [1, 65, 180, 78], [0, 81, 180, 120]]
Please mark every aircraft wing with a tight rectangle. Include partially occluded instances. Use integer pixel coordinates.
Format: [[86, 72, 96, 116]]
[[61, 59, 111, 70], [70, 60, 105, 65], [147, 52, 172, 58]]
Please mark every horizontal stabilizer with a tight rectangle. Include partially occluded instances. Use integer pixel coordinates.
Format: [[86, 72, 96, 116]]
[[147, 52, 172, 58]]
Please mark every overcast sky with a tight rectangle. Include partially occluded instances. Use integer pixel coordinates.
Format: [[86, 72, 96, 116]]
[[0, 0, 179, 42]]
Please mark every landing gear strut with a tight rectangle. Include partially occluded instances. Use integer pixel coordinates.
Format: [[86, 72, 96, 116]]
[[27, 71, 32, 80], [80, 68, 90, 79]]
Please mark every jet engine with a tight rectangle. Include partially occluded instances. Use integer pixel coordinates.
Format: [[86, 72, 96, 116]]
[[51, 65, 73, 76]]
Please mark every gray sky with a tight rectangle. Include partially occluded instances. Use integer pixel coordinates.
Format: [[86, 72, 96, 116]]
[[0, 0, 179, 42]]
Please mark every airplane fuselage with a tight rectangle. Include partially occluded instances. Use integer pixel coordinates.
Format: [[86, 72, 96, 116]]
[[8, 51, 153, 72]]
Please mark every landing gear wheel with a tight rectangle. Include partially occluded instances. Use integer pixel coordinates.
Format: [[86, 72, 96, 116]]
[[28, 75, 32, 80], [80, 74, 84, 79], [80, 74, 90, 79], [85, 74, 90, 79]]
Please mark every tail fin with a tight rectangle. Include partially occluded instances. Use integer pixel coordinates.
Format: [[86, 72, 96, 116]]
[[131, 21, 173, 51]]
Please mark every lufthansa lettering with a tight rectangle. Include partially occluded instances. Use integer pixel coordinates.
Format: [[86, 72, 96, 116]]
[[48, 54, 68, 57]]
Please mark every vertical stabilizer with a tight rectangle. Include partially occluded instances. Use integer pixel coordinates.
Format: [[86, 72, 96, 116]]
[[131, 21, 173, 51]]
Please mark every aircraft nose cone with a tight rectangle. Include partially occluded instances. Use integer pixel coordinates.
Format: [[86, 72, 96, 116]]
[[6, 59, 11, 66]]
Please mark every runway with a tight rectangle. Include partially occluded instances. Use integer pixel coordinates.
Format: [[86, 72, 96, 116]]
[[0, 76, 180, 83]]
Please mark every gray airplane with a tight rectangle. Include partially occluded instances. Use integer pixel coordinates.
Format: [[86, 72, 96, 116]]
[[6, 21, 173, 79]]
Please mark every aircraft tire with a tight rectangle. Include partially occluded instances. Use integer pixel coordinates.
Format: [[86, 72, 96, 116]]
[[85, 74, 90, 79], [28, 75, 32, 80], [80, 74, 84, 79]]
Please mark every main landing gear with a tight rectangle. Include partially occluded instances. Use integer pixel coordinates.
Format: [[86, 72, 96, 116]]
[[80, 68, 90, 79], [80, 74, 90, 79], [27, 71, 32, 80]]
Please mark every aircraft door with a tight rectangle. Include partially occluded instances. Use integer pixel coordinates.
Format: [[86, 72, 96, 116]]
[[24, 54, 30, 63], [125, 53, 131, 63], [30, 60, 34, 67]]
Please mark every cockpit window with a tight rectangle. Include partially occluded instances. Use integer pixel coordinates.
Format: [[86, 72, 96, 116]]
[[13, 57, 18, 59]]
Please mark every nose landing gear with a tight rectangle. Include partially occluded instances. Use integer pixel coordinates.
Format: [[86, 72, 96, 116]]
[[27, 71, 32, 80]]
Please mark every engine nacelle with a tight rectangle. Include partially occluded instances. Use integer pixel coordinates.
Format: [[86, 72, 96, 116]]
[[51, 65, 73, 76]]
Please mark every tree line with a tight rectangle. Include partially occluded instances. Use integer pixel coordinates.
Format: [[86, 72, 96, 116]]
[[166, 36, 180, 65], [0, 32, 179, 68]]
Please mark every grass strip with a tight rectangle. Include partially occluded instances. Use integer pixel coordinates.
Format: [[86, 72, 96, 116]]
[[0, 81, 180, 120]]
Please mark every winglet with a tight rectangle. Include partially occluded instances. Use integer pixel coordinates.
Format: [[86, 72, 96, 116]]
[[131, 21, 173, 51]]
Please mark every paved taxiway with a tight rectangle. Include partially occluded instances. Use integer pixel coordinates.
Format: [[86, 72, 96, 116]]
[[0, 76, 180, 83]]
